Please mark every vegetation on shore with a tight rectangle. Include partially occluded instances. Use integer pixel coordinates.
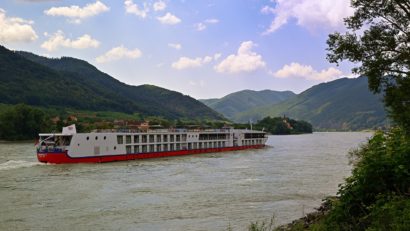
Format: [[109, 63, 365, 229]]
[[233, 116, 312, 135], [0, 103, 228, 141], [0, 103, 311, 141]]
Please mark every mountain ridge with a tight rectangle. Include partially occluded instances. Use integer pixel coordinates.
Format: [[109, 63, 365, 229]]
[[0, 46, 225, 121], [199, 89, 296, 120], [203, 77, 388, 130]]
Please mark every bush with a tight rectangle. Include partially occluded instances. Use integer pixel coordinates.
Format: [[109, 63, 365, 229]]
[[321, 128, 410, 230]]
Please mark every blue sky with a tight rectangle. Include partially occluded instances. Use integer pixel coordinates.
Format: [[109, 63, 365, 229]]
[[1, 0, 356, 99]]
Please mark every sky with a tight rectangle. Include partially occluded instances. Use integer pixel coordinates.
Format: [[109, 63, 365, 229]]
[[0, 0, 357, 99]]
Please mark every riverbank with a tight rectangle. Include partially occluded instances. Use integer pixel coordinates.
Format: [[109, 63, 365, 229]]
[[249, 128, 410, 231]]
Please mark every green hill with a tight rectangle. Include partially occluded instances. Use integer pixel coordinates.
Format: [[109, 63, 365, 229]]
[[0, 46, 224, 121], [199, 89, 295, 120], [233, 77, 388, 130]]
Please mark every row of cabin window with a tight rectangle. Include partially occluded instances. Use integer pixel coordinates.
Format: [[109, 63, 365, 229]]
[[244, 133, 266, 139], [125, 141, 227, 154], [242, 139, 264, 145], [117, 134, 188, 144]]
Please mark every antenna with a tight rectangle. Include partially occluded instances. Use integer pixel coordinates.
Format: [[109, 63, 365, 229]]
[[249, 118, 253, 130]]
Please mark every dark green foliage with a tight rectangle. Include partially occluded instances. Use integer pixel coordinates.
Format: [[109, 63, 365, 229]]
[[319, 128, 410, 230], [327, 0, 410, 131], [234, 116, 312, 135], [200, 90, 295, 120], [0, 104, 50, 140], [256, 116, 312, 135], [233, 77, 387, 131], [0, 46, 224, 121]]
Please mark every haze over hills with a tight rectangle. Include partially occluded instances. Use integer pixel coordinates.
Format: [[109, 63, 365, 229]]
[[0, 46, 225, 121], [203, 77, 388, 130], [200, 90, 295, 120]]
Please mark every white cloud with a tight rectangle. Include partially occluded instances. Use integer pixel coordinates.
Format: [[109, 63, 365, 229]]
[[172, 57, 203, 69], [195, 18, 219, 31], [157, 12, 181, 25], [153, 1, 166, 11], [124, 0, 149, 18], [168, 43, 182, 50], [0, 9, 38, 43], [195, 22, 206, 31], [96, 45, 142, 63], [44, 1, 109, 23], [260, 5, 275, 15], [271, 62, 343, 81], [214, 41, 266, 74], [262, 0, 354, 34], [172, 53, 219, 70], [205, 18, 219, 24], [41, 30, 100, 51]]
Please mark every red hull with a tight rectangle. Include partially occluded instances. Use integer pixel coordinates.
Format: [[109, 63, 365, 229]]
[[37, 145, 265, 164]]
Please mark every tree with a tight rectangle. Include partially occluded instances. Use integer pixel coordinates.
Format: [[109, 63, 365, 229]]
[[327, 0, 410, 131], [0, 104, 50, 140]]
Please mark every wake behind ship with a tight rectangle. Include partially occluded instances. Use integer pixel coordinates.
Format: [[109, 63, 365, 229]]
[[36, 125, 268, 164]]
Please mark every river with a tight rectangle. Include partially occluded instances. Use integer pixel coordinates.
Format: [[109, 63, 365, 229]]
[[0, 132, 371, 231]]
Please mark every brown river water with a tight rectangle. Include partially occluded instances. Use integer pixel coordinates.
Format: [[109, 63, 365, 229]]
[[0, 132, 371, 231]]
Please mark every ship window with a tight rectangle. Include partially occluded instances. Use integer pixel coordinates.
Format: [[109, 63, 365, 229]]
[[163, 144, 168, 151], [86, 136, 89, 140], [163, 135, 168, 142], [142, 145, 147, 153], [117, 136, 123, 144], [188, 143, 192, 150], [142, 135, 147, 143], [149, 145, 154, 152], [156, 135, 161, 142], [134, 135, 139, 143], [126, 135, 131, 144], [104, 136, 106, 140], [78, 143, 80, 146], [170, 144, 174, 151], [176, 135, 180, 142], [199, 143, 202, 149], [114, 146, 117, 150], [126, 146, 132, 154], [95, 136, 98, 140], [176, 143, 180, 150], [156, 144, 161, 152], [149, 135, 154, 143], [134, 145, 139, 153]]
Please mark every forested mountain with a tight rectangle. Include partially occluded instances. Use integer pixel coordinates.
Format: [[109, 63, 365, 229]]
[[199, 90, 295, 120], [0, 46, 224, 120], [233, 77, 388, 130]]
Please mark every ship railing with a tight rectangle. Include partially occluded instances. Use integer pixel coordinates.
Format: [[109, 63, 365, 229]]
[[91, 128, 233, 133], [37, 145, 67, 153]]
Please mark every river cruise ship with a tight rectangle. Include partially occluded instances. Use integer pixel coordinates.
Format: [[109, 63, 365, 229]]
[[36, 125, 268, 164]]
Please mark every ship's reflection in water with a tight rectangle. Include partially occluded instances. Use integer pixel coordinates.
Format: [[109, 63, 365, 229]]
[[0, 132, 371, 231]]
